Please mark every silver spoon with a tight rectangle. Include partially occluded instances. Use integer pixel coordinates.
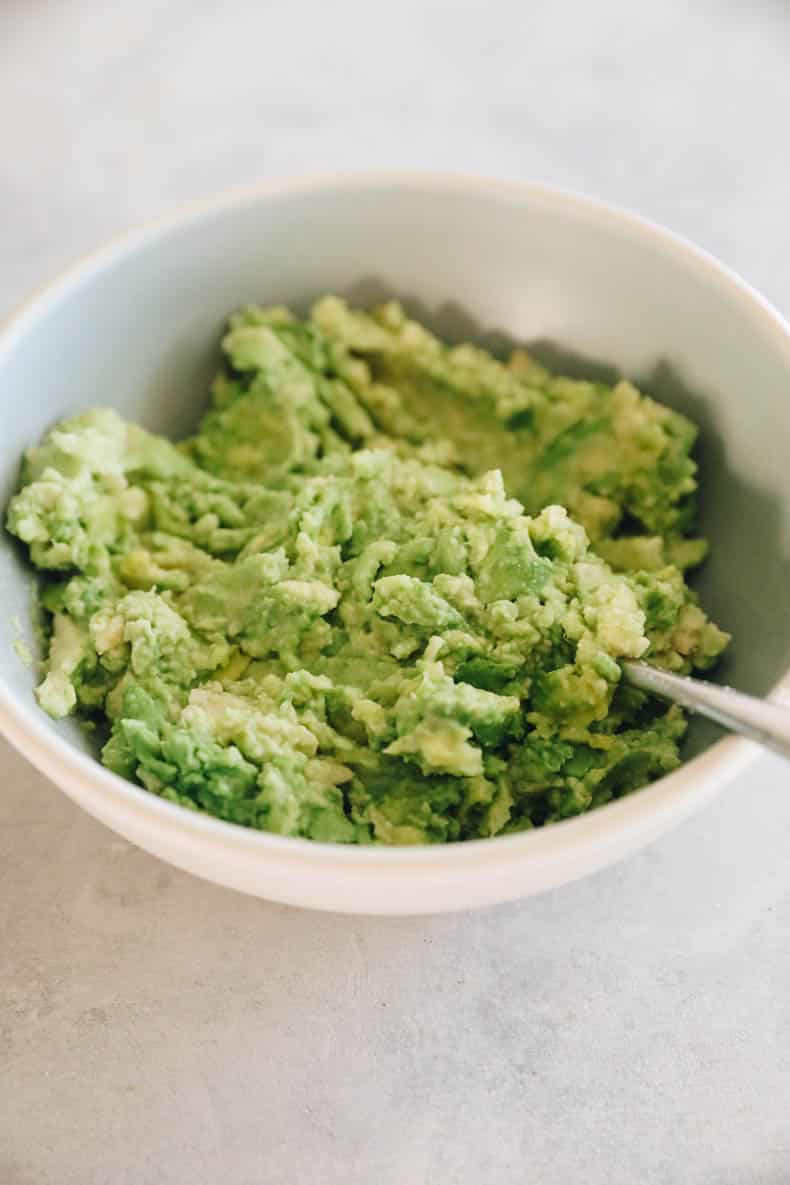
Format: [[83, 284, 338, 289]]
[[623, 661, 790, 761]]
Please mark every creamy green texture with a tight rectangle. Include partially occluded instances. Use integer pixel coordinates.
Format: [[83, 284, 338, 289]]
[[6, 298, 729, 843]]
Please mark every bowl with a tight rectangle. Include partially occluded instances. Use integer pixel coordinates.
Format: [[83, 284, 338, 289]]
[[1, 172, 789, 914]]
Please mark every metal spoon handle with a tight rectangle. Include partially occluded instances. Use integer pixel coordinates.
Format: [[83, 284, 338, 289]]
[[622, 660, 790, 762]]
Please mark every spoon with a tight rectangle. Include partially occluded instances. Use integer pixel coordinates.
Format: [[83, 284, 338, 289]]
[[623, 661, 790, 761]]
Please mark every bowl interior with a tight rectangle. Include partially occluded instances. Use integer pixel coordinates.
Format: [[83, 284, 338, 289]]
[[2, 177, 790, 769]]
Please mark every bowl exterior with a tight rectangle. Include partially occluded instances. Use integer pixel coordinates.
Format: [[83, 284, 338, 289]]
[[1, 172, 788, 913]]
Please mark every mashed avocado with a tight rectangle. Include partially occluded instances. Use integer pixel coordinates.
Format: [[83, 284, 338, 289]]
[[6, 298, 729, 843]]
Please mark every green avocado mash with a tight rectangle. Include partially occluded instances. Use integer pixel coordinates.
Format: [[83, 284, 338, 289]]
[[6, 297, 729, 843]]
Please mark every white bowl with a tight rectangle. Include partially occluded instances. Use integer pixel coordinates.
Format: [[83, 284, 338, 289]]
[[1, 172, 789, 914]]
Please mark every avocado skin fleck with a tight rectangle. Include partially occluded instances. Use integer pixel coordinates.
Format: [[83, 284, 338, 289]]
[[6, 298, 729, 843]]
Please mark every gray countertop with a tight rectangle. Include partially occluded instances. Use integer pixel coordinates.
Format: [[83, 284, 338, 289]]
[[1, 2, 789, 1182]]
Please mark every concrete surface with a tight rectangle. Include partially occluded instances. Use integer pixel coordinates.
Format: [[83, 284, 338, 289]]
[[1, 1, 789, 1182]]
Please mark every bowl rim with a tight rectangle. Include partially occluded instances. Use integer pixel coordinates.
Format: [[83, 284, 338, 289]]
[[1, 167, 789, 883]]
